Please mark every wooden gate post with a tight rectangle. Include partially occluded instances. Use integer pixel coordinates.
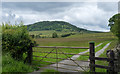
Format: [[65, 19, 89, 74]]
[[28, 43, 33, 65], [89, 42, 95, 73], [108, 50, 114, 73]]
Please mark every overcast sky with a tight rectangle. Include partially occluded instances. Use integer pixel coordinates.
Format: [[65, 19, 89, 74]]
[[2, 2, 118, 32]]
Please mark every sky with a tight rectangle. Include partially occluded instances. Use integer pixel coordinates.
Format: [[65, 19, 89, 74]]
[[1, 2, 119, 32]]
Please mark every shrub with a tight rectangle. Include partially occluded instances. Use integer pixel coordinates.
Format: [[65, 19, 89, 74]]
[[35, 34, 41, 38], [52, 32, 58, 38], [61, 33, 76, 37], [30, 35, 35, 38], [2, 23, 35, 60]]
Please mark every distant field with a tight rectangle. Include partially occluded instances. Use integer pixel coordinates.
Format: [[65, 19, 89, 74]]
[[67, 32, 115, 38], [34, 32, 117, 47], [29, 30, 78, 37]]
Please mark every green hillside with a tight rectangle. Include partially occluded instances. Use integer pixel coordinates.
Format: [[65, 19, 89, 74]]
[[27, 21, 100, 33]]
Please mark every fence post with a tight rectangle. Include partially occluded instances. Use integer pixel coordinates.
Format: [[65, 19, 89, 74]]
[[89, 42, 95, 73], [28, 43, 33, 65], [108, 50, 114, 73], [56, 48, 58, 71]]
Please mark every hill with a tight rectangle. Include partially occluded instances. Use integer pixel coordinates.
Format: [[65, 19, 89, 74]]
[[27, 21, 101, 33]]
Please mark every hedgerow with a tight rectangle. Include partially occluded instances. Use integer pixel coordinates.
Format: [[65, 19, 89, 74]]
[[2, 22, 35, 60]]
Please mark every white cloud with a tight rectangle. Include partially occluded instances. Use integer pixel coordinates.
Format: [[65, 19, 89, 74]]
[[2, 2, 118, 31], [5, 13, 9, 17]]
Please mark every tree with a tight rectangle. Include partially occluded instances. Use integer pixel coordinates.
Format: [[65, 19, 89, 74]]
[[108, 13, 120, 42], [52, 32, 58, 38]]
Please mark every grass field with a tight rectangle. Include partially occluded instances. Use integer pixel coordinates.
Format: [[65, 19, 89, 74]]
[[34, 32, 116, 47]]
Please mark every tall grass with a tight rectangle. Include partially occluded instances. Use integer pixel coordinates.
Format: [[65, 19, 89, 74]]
[[2, 53, 34, 72]]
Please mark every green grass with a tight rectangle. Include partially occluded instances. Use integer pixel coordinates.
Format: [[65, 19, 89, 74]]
[[34, 32, 116, 47], [42, 69, 59, 72], [76, 41, 110, 61], [67, 32, 115, 38], [2, 53, 34, 72], [95, 40, 118, 72]]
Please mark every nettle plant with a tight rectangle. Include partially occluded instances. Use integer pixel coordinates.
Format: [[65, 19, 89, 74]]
[[2, 22, 36, 60]]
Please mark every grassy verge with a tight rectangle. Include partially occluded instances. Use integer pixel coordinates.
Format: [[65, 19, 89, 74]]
[[2, 53, 34, 72]]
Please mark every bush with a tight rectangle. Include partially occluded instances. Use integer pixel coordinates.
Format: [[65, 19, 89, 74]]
[[2, 23, 35, 60], [61, 33, 76, 37], [35, 35, 41, 38], [52, 32, 58, 38], [30, 35, 35, 38]]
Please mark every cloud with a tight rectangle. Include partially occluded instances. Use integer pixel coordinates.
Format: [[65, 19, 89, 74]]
[[2, 2, 74, 14], [2, 2, 118, 32], [97, 2, 118, 12], [2, 10, 23, 24]]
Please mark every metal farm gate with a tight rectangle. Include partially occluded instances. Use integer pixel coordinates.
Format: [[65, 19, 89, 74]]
[[25, 42, 117, 73]]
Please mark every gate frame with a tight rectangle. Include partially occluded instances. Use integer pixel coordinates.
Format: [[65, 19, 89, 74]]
[[27, 42, 116, 73], [89, 42, 116, 73]]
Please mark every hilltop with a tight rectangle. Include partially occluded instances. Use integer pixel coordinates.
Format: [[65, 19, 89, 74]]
[[27, 21, 101, 33]]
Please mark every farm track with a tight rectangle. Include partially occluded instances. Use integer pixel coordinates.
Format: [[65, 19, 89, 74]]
[[29, 42, 111, 73]]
